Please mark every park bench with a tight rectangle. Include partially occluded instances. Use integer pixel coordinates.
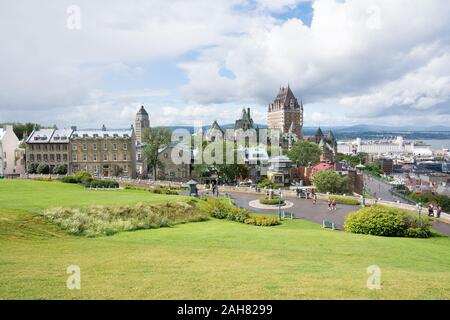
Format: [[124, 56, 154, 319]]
[[279, 211, 294, 220], [322, 220, 335, 230]]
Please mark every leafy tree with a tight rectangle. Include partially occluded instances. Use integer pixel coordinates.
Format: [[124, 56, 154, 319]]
[[36, 163, 50, 174], [27, 163, 39, 174], [142, 127, 172, 179], [313, 170, 349, 194], [335, 152, 368, 166], [52, 164, 68, 175], [287, 140, 322, 166], [364, 162, 384, 176]]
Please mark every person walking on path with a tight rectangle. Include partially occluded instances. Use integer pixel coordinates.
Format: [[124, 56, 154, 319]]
[[327, 199, 332, 211], [433, 205, 438, 218], [437, 206, 442, 218], [428, 204, 434, 217], [313, 193, 317, 205], [332, 199, 337, 211]]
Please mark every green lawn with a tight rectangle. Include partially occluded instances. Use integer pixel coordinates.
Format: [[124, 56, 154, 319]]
[[1, 180, 450, 299]]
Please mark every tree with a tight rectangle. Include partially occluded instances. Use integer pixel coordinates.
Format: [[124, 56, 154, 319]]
[[52, 164, 68, 175], [142, 127, 172, 179], [364, 162, 384, 176], [27, 163, 39, 174], [313, 170, 349, 194], [335, 152, 368, 166], [287, 140, 321, 166], [36, 163, 50, 174]]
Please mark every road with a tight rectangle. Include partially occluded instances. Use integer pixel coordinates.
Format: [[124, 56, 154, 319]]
[[363, 174, 404, 203], [221, 191, 450, 236]]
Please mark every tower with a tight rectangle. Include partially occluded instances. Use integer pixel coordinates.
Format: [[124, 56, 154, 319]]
[[267, 85, 303, 139], [135, 105, 150, 144]]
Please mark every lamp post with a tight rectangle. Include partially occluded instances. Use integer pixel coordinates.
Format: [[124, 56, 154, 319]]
[[416, 202, 422, 227], [278, 189, 283, 219]]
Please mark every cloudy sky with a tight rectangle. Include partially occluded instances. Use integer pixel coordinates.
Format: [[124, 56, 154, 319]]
[[1, 0, 450, 129]]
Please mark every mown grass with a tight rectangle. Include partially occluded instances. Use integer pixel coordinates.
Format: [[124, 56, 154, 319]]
[[1, 179, 450, 299]]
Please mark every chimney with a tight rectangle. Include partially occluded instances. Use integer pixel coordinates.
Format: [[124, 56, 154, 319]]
[[247, 108, 250, 118], [102, 124, 106, 131]]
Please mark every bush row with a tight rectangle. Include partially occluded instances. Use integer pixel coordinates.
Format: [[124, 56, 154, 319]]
[[62, 171, 118, 189], [328, 195, 360, 206], [85, 180, 119, 189], [344, 205, 432, 238], [202, 197, 280, 227], [41, 201, 208, 237]]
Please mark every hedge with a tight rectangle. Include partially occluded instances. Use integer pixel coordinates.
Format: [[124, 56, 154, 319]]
[[85, 180, 119, 189], [344, 205, 432, 238], [328, 196, 360, 206], [259, 196, 284, 205]]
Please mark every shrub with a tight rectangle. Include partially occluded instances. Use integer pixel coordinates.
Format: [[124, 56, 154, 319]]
[[203, 197, 250, 222], [85, 180, 119, 189], [52, 164, 68, 175], [257, 178, 277, 189], [245, 216, 280, 226], [329, 196, 359, 206], [150, 187, 179, 195], [62, 176, 79, 184], [405, 228, 432, 238], [27, 163, 39, 174], [313, 170, 350, 194], [74, 171, 93, 184], [344, 205, 432, 238], [41, 201, 209, 237], [259, 196, 284, 205], [36, 163, 50, 174]]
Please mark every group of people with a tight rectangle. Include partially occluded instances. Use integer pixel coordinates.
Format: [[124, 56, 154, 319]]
[[327, 199, 337, 211], [427, 204, 442, 218]]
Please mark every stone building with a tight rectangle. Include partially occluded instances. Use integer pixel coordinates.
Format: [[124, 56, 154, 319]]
[[70, 126, 136, 178], [156, 142, 192, 181], [135, 106, 150, 176], [0, 125, 25, 177], [235, 108, 254, 131], [309, 127, 337, 162], [25, 128, 73, 173], [267, 85, 303, 139]]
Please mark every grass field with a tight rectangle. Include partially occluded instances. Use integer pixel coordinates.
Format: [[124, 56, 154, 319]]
[[1, 180, 450, 299]]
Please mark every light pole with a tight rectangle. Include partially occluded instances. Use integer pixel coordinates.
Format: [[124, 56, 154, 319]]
[[416, 202, 423, 228], [278, 189, 283, 219]]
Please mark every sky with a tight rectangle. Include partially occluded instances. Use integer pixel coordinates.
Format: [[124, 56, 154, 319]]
[[1, 0, 450, 129]]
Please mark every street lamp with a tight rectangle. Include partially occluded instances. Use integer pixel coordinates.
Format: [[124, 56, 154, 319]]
[[416, 202, 423, 227], [278, 189, 283, 219]]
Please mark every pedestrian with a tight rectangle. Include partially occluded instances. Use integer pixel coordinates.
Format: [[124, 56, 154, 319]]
[[313, 193, 317, 205], [428, 204, 434, 217], [437, 206, 442, 219], [216, 187, 220, 198], [296, 188, 300, 197], [433, 205, 438, 218], [327, 199, 332, 211], [332, 199, 337, 211]]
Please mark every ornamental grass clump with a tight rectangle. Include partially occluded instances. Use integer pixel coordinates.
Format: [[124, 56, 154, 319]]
[[41, 201, 208, 237]]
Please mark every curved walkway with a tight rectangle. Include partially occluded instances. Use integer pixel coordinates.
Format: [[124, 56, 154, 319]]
[[226, 191, 450, 236]]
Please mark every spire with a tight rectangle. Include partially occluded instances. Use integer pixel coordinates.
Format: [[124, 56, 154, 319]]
[[315, 127, 324, 137]]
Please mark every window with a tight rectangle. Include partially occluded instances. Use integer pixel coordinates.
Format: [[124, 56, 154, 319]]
[[72, 154, 77, 161], [56, 154, 61, 162], [30, 145, 34, 151], [123, 154, 128, 161], [50, 154, 55, 162], [94, 165, 98, 173], [83, 153, 87, 162], [93, 153, 97, 162], [43, 154, 48, 162], [84, 165, 88, 171], [113, 143, 117, 151], [113, 153, 117, 161], [103, 143, 108, 151], [63, 154, 67, 162], [103, 153, 108, 161], [56, 145, 60, 151], [123, 143, 127, 150], [82, 143, 87, 151], [72, 144, 77, 151], [93, 143, 97, 151], [63, 145, 68, 151], [30, 154, 35, 162]]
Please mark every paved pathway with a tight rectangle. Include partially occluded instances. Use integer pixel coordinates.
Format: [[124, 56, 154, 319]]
[[225, 191, 450, 236], [363, 174, 404, 203]]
